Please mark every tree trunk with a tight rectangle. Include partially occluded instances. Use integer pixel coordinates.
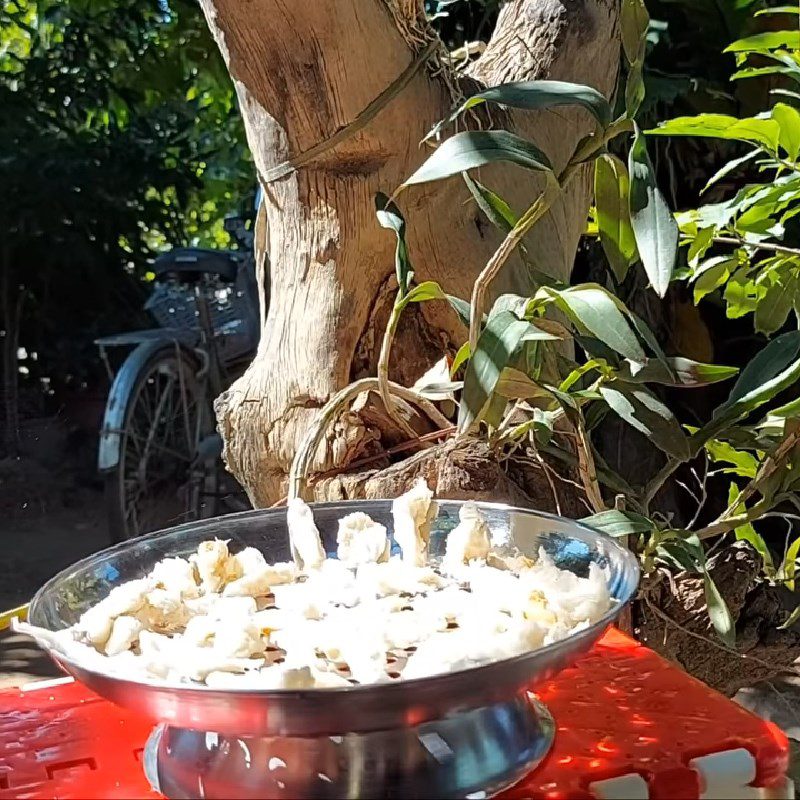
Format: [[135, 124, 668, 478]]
[[198, 0, 621, 507]]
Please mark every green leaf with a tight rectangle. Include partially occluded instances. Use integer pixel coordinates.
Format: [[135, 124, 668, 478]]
[[560, 359, 607, 392], [782, 536, 800, 592], [701, 149, 759, 195], [415, 380, 462, 400], [757, 6, 800, 16], [483, 393, 509, 429], [686, 226, 716, 268], [724, 268, 761, 319], [755, 273, 797, 336], [402, 131, 552, 189], [647, 114, 781, 151], [621, 0, 649, 65], [705, 440, 758, 477], [451, 341, 471, 375], [458, 311, 538, 432], [657, 531, 705, 571], [733, 65, 799, 82], [625, 59, 646, 119], [727, 483, 774, 575], [489, 293, 530, 320], [620, 357, 738, 388], [600, 382, 690, 459], [463, 174, 518, 233], [693, 258, 734, 304], [552, 285, 646, 362], [704, 573, 735, 648], [595, 154, 638, 281], [431, 81, 612, 138], [628, 310, 672, 372], [629, 128, 678, 297], [402, 281, 446, 305], [581, 509, 653, 537], [375, 193, 413, 294], [721, 331, 800, 413], [726, 31, 800, 53], [447, 295, 473, 328], [495, 367, 547, 399], [772, 103, 800, 161], [698, 332, 800, 444]]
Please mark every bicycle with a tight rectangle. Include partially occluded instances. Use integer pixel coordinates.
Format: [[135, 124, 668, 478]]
[[95, 214, 261, 541]]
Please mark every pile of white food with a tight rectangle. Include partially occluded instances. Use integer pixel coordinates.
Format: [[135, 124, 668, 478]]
[[16, 480, 614, 689]]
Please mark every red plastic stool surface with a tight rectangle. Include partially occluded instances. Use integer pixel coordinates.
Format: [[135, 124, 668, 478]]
[[0, 630, 788, 800]]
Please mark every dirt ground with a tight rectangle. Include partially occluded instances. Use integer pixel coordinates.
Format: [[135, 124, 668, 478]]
[[0, 415, 111, 688], [0, 481, 109, 687]]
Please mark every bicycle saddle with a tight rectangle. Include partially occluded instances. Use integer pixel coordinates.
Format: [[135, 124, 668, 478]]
[[153, 248, 241, 283]]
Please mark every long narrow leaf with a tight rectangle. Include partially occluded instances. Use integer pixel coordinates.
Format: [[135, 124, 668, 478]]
[[429, 80, 611, 140], [463, 173, 518, 233], [458, 311, 537, 432], [647, 114, 781, 151], [600, 382, 690, 459], [725, 30, 800, 53], [595, 154, 638, 281], [619, 357, 738, 388], [402, 130, 552, 189], [783, 537, 800, 591], [375, 193, 413, 293], [704, 573, 736, 647], [553, 285, 646, 363], [581, 509, 653, 537], [629, 128, 678, 297]]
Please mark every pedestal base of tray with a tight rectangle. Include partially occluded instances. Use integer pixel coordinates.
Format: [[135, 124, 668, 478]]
[[144, 693, 555, 799]]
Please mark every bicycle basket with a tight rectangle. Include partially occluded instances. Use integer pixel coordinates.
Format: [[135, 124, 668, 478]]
[[145, 274, 258, 362]]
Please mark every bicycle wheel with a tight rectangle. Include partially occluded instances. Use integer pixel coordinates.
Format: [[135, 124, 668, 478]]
[[106, 347, 214, 541]]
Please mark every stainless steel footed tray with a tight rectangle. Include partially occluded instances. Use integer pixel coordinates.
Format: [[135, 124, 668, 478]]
[[28, 500, 639, 799]]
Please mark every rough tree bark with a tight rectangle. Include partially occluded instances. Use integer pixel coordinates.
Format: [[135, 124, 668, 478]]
[[198, 0, 621, 507]]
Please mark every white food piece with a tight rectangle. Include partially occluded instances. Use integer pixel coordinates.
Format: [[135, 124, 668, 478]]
[[138, 630, 262, 681], [206, 595, 259, 620], [305, 559, 360, 609], [75, 578, 153, 649], [213, 618, 265, 659], [287, 498, 326, 570], [413, 586, 474, 623], [191, 539, 230, 594], [138, 588, 191, 632], [356, 558, 444, 599], [336, 512, 390, 567], [149, 558, 200, 599], [271, 583, 327, 620], [263, 562, 298, 586], [443, 502, 491, 570], [391, 479, 438, 567], [205, 669, 270, 689], [383, 609, 445, 650], [231, 546, 268, 575], [183, 615, 217, 647], [310, 669, 352, 688], [223, 571, 271, 598], [260, 664, 317, 690], [104, 615, 143, 656]]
